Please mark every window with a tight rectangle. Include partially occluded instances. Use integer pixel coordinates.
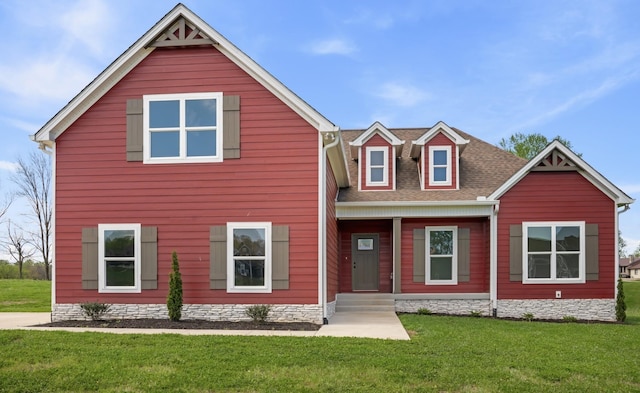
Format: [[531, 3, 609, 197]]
[[366, 146, 388, 186], [426, 226, 457, 285], [227, 222, 272, 293], [98, 224, 141, 293], [143, 92, 223, 164], [428, 146, 452, 186], [523, 222, 585, 284]]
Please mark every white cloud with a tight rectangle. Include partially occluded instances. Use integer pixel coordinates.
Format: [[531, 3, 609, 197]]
[[309, 39, 356, 55], [620, 184, 640, 195], [375, 82, 429, 107], [57, 0, 114, 57], [0, 161, 19, 172]]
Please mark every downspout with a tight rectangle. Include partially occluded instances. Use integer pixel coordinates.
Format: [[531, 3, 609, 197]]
[[615, 203, 631, 299], [319, 131, 341, 324], [489, 203, 499, 317]]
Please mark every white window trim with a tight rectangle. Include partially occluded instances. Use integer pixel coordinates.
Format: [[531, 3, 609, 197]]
[[428, 145, 452, 186], [143, 92, 223, 164], [227, 222, 272, 293], [522, 221, 586, 284], [98, 223, 141, 293], [365, 146, 389, 187], [425, 226, 458, 285]]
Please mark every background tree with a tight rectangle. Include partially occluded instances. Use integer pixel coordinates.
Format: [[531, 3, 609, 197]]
[[0, 181, 12, 221], [619, 233, 628, 258], [498, 132, 579, 160], [11, 152, 52, 280], [633, 244, 640, 258], [3, 220, 35, 279]]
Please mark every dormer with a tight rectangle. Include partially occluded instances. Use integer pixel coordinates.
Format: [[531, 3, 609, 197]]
[[410, 121, 470, 190], [349, 122, 404, 191]]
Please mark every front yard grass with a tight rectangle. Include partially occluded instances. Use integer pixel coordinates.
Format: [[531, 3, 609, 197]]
[[0, 279, 50, 312]]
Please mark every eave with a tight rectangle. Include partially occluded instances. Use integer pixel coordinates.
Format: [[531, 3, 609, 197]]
[[336, 200, 497, 219]]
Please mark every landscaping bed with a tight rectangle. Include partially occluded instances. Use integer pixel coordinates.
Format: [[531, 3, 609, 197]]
[[37, 318, 321, 331]]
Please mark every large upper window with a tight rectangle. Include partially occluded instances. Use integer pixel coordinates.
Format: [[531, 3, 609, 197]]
[[143, 92, 223, 164], [426, 226, 458, 285], [523, 222, 585, 284], [98, 224, 141, 293], [428, 146, 452, 186], [227, 222, 272, 293], [365, 146, 388, 186]]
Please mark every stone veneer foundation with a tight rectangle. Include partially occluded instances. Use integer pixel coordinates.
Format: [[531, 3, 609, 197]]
[[496, 299, 616, 321], [395, 299, 492, 316], [52, 303, 324, 324]]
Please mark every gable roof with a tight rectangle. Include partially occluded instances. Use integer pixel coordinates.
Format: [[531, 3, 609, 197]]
[[348, 121, 405, 157], [32, 3, 339, 145], [410, 121, 470, 158], [339, 126, 527, 202], [489, 141, 635, 206]]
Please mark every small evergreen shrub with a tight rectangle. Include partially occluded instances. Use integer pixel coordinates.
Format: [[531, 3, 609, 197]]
[[245, 304, 271, 323], [80, 302, 111, 321], [470, 310, 482, 318], [522, 312, 534, 322], [616, 278, 626, 322], [417, 308, 432, 315], [167, 251, 183, 322], [562, 315, 578, 323]]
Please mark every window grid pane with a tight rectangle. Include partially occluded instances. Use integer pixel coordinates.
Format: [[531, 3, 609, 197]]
[[149, 100, 179, 128], [430, 256, 453, 280], [185, 99, 217, 127], [105, 260, 135, 287], [186, 130, 217, 157], [150, 131, 180, 158], [234, 259, 265, 287], [433, 150, 447, 166]]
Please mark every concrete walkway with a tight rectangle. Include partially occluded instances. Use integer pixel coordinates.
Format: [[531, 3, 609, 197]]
[[0, 312, 410, 340]]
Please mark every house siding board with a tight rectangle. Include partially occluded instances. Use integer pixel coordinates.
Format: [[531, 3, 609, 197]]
[[54, 46, 319, 305], [497, 172, 616, 299], [338, 220, 393, 293], [326, 158, 340, 303], [423, 133, 457, 190], [360, 134, 394, 191], [401, 218, 489, 293]]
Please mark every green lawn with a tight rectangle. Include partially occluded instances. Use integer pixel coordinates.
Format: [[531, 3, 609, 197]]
[[0, 280, 638, 392], [0, 279, 50, 312]]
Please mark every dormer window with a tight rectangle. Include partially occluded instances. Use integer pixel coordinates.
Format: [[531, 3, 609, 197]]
[[429, 146, 451, 186], [366, 147, 388, 186]]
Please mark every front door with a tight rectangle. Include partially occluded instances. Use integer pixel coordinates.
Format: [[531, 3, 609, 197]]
[[352, 234, 379, 291]]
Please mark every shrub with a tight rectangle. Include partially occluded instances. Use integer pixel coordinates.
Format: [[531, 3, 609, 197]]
[[80, 302, 111, 321], [562, 315, 578, 323], [470, 310, 482, 318], [167, 251, 183, 322], [616, 278, 626, 322], [417, 308, 432, 315], [245, 304, 271, 323], [522, 312, 534, 322]]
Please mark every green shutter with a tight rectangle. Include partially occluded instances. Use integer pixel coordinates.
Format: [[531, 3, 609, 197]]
[[413, 229, 425, 282], [510, 225, 523, 281], [585, 224, 599, 281], [223, 95, 240, 159], [210, 226, 227, 289], [126, 99, 143, 162], [272, 225, 289, 290], [81, 227, 99, 290], [141, 226, 158, 290], [458, 228, 470, 282]]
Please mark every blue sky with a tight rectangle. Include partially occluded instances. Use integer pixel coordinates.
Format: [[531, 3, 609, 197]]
[[0, 0, 639, 257]]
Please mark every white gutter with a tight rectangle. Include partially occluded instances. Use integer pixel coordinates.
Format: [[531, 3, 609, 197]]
[[489, 203, 499, 315], [615, 203, 632, 299], [319, 131, 342, 323]]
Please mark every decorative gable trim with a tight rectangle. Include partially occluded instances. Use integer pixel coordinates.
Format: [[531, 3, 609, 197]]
[[149, 16, 216, 47], [531, 149, 577, 172], [349, 121, 404, 158], [489, 141, 635, 205], [410, 121, 470, 159]]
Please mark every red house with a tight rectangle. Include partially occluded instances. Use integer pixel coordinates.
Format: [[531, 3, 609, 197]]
[[33, 4, 634, 323]]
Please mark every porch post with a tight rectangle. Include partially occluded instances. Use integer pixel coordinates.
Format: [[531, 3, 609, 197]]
[[393, 217, 402, 294]]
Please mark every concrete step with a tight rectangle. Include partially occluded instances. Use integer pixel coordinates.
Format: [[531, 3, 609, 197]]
[[335, 294, 396, 313]]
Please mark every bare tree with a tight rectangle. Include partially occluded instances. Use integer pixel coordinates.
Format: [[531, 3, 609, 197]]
[[3, 220, 35, 279], [0, 181, 12, 221], [11, 151, 52, 280]]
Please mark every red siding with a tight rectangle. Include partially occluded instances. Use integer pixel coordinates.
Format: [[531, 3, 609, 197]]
[[360, 134, 394, 191], [338, 220, 393, 293], [423, 133, 457, 190], [54, 47, 319, 304], [497, 171, 616, 299], [326, 158, 339, 302], [401, 218, 490, 293]]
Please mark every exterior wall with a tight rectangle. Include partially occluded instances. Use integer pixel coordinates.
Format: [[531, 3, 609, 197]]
[[360, 134, 394, 191], [497, 299, 615, 321], [630, 268, 640, 280], [326, 157, 339, 303], [497, 171, 616, 300], [338, 220, 393, 293], [422, 133, 457, 190], [54, 46, 319, 306], [401, 218, 490, 293], [53, 303, 323, 323]]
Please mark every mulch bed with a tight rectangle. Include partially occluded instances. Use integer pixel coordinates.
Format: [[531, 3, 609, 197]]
[[36, 318, 321, 331]]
